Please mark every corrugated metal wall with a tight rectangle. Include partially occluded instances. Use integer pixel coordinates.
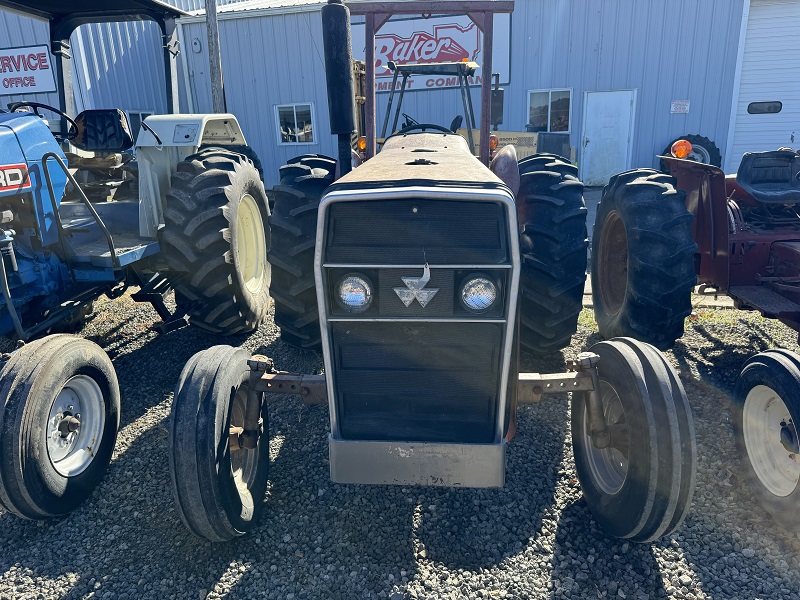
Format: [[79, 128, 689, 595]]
[[508, 0, 746, 172], [181, 0, 745, 184], [0, 9, 168, 114], [180, 10, 337, 183]]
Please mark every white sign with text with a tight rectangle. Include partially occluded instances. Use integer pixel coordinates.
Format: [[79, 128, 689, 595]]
[[0, 45, 57, 96], [352, 14, 511, 92]]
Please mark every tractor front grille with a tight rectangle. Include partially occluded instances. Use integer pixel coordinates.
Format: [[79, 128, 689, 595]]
[[319, 194, 517, 445], [324, 199, 509, 264]]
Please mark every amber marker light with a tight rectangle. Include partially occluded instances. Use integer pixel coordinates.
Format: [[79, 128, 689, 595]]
[[671, 139, 693, 159], [489, 134, 499, 150], [356, 136, 367, 152]]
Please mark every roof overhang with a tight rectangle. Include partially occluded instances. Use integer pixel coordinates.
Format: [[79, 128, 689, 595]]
[[0, 0, 187, 37]]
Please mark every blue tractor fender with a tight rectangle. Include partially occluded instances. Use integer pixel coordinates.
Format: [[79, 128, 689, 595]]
[[0, 112, 67, 248]]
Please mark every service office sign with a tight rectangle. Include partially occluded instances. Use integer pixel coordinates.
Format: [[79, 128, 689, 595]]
[[352, 14, 511, 92], [0, 45, 57, 95]]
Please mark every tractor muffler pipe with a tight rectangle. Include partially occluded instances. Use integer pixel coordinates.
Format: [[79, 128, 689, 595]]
[[322, 0, 355, 177]]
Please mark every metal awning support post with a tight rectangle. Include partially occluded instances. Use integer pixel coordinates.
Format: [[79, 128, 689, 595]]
[[364, 13, 377, 158], [348, 1, 512, 163], [163, 17, 181, 114]]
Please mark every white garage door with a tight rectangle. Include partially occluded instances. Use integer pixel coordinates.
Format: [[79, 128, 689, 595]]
[[726, 0, 800, 173]]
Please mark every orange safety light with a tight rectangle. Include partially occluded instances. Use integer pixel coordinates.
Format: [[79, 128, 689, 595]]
[[356, 136, 367, 152], [671, 139, 693, 159], [489, 134, 499, 151]]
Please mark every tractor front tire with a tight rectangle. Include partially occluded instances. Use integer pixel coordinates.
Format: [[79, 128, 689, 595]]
[[161, 147, 271, 335], [571, 338, 696, 542], [268, 155, 336, 350], [591, 169, 696, 350], [169, 345, 270, 542], [0, 335, 120, 519], [734, 349, 800, 529], [517, 154, 588, 355]]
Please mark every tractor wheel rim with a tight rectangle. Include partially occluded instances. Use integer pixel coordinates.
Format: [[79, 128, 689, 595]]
[[230, 388, 260, 489], [237, 193, 267, 295], [47, 374, 105, 477], [598, 210, 628, 317], [581, 382, 628, 495], [743, 385, 800, 497], [688, 145, 711, 164]]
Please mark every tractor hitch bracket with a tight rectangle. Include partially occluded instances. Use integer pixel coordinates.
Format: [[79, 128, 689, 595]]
[[235, 356, 328, 450], [517, 352, 610, 448]]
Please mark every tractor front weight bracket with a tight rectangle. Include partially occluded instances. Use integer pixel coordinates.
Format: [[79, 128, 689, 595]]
[[517, 352, 609, 448], [236, 356, 329, 449]]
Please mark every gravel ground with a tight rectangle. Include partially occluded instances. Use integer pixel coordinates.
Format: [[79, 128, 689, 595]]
[[1, 294, 799, 600]]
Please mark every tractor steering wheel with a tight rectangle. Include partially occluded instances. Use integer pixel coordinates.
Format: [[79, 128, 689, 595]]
[[392, 123, 454, 136], [8, 102, 79, 142]]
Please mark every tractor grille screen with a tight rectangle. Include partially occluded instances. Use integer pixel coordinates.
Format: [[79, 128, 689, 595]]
[[330, 322, 503, 443], [324, 200, 508, 264]]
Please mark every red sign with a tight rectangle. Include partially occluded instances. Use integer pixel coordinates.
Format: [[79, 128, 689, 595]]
[[0, 164, 31, 193]]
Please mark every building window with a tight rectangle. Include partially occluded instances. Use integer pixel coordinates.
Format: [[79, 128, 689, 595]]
[[127, 110, 153, 141], [276, 103, 315, 144], [527, 89, 571, 133], [747, 101, 782, 115]]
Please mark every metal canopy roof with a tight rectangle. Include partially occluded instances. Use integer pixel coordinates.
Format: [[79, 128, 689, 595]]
[[0, 0, 187, 27]]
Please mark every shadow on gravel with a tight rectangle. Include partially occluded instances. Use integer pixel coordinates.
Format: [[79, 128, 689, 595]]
[[549, 500, 666, 599]]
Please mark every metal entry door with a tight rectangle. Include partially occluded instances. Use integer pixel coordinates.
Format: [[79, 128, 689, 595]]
[[581, 90, 637, 186]]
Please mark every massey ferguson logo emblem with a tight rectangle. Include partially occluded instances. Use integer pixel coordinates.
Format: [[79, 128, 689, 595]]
[[0, 164, 30, 192], [394, 264, 439, 308], [375, 23, 478, 76]]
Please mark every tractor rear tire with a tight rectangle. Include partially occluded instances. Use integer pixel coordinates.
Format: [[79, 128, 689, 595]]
[[268, 154, 336, 350], [733, 349, 800, 530], [161, 147, 271, 335], [169, 345, 270, 542], [591, 169, 696, 350], [660, 134, 721, 173], [517, 155, 588, 355], [200, 144, 264, 183], [0, 335, 119, 519], [571, 338, 696, 542]]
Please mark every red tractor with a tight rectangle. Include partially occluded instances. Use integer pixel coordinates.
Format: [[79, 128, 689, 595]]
[[591, 141, 800, 528]]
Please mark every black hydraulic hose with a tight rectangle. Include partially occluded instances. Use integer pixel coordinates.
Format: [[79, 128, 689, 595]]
[[0, 247, 25, 340]]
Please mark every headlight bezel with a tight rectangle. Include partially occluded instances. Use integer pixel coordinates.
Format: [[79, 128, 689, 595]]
[[334, 273, 374, 314], [459, 274, 499, 314]]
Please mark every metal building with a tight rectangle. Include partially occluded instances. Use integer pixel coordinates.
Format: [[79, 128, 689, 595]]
[[2, 0, 797, 186], [176, 0, 751, 185]]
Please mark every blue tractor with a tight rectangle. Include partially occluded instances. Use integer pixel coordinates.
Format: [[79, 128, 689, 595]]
[[0, 0, 271, 520]]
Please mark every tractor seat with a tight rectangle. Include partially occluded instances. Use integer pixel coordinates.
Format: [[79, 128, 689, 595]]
[[736, 150, 800, 204], [71, 109, 135, 153]]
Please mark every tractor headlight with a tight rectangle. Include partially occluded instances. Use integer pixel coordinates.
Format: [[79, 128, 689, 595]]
[[460, 276, 498, 312], [335, 274, 373, 313]]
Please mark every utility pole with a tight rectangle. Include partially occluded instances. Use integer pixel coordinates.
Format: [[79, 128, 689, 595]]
[[206, 0, 226, 113]]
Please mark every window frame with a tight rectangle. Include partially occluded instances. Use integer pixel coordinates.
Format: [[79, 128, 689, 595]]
[[274, 102, 317, 146], [747, 101, 782, 115], [526, 88, 573, 134], [126, 109, 154, 142]]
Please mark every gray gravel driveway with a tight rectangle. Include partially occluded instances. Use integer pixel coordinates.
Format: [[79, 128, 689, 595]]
[[0, 294, 799, 599]]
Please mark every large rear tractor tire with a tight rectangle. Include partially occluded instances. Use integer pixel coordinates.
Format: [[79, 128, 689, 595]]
[[517, 154, 588, 355], [161, 147, 271, 335], [169, 345, 270, 542], [591, 169, 697, 350], [571, 338, 696, 542], [267, 154, 336, 350], [660, 134, 721, 173], [0, 335, 120, 519], [734, 349, 800, 529]]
